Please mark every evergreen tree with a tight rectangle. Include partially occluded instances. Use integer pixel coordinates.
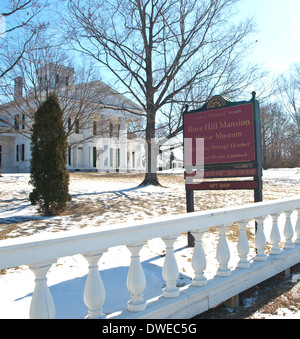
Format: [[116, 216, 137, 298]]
[[29, 94, 70, 216]]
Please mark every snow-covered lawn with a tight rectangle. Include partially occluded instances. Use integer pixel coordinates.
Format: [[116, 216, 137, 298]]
[[0, 169, 300, 319]]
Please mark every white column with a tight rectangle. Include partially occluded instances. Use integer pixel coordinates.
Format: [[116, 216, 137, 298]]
[[70, 146, 74, 168], [216, 226, 231, 276], [162, 235, 180, 298], [128, 143, 132, 171], [126, 242, 147, 312], [83, 250, 107, 319], [13, 137, 18, 168], [237, 220, 250, 268], [25, 137, 31, 170], [29, 260, 56, 319], [139, 142, 144, 170], [83, 123, 90, 168], [270, 213, 282, 255], [255, 217, 267, 261], [74, 146, 78, 167], [283, 211, 295, 249], [82, 142, 89, 168], [191, 230, 207, 286], [103, 141, 109, 170], [295, 208, 300, 244], [119, 119, 128, 172]]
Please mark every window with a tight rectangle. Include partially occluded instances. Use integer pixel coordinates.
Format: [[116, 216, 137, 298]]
[[68, 147, 72, 166], [16, 144, 25, 162], [14, 115, 20, 131], [109, 123, 113, 138], [16, 145, 19, 162], [75, 119, 80, 134], [116, 148, 120, 168], [21, 144, 25, 161], [93, 147, 97, 168], [109, 148, 113, 167], [93, 121, 97, 135], [55, 74, 59, 86], [68, 117, 72, 132], [22, 114, 25, 130], [132, 151, 135, 168]]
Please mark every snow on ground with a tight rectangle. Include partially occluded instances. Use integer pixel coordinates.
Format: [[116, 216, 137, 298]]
[[0, 169, 300, 319]]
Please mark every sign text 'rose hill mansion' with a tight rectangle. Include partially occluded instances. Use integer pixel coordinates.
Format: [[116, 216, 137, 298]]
[[0, 63, 145, 173]]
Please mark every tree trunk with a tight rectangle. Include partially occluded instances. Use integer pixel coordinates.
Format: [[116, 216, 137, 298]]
[[139, 109, 161, 186], [139, 171, 160, 186]]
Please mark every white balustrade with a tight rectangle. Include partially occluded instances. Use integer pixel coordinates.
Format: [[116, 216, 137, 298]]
[[83, 250, 107, 319], [270, 213, 282, 255], [126, 242, 147, 312], [237, 221, 250, 268], [191, 230, 207, 286], [162, 235, 180, 298], [255, 216, 267, 261], [283, 211, 295, 249], [0, 196, 299, 319], [216, 226, 231, 276], [29, 260, 56, 319]]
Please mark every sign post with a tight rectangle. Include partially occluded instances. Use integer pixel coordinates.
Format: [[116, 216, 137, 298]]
[[183, 93, 262, 246]]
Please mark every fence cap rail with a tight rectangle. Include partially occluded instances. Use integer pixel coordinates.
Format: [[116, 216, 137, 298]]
[[0, 196, 299, 270]]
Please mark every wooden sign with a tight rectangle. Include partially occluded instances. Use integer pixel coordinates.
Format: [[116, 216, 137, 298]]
[[183, 93, 263, 246], [184, 103, 256, 166], [183, 93, 262, 191], [183, 92, 262, 246]]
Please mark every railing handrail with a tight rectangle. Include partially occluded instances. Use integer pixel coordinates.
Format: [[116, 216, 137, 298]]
[[0, 196, 299, 270]]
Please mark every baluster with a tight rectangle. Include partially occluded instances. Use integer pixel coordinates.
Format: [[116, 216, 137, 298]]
[[255, 216, 267, 261], [270, 213, 282, 255], [295, 208, 300, 244], [283, 210, 295, 249], [191, 230, 207, 286], [29, 260, 56, 319], [162, 235, 180, 298], [126, 242, 147, 312], [216, 226, 231, 276], [237, 220, 250, 268], [83, 250, 107, 319]]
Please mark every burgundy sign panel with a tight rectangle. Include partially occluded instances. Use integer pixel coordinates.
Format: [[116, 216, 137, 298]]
[[186, 180, 259, 191], [184, 103, 256, 166], [185, 168, 257, 179]]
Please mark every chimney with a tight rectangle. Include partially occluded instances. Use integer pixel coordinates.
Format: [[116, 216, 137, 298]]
[[14, 77, 23, 100]]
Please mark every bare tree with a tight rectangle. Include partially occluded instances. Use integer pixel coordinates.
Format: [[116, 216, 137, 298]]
[[278, 63, 300, 134], [260, 102, 300, 168], [66, 0, 261, 185], [0, 39, 121, 147], [0, 0, 47, 80]]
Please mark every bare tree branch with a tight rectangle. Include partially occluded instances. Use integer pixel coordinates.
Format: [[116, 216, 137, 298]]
[[65, 0, 262, 185], [0, 0, 47, 80]]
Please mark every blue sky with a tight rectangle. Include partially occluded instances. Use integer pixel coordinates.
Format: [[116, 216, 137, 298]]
[[1, 0, 299, 77], [237, 0, 300, 74]]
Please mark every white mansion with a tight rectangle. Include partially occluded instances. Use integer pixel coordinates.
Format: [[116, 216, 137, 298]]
[[0, 64, 145, 173]]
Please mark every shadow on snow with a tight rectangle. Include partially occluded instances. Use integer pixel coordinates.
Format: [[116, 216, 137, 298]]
[[14, 247, 191, 319]]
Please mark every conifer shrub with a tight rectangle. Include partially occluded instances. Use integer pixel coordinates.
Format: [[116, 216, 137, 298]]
[[29, 94, 70, 216]]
